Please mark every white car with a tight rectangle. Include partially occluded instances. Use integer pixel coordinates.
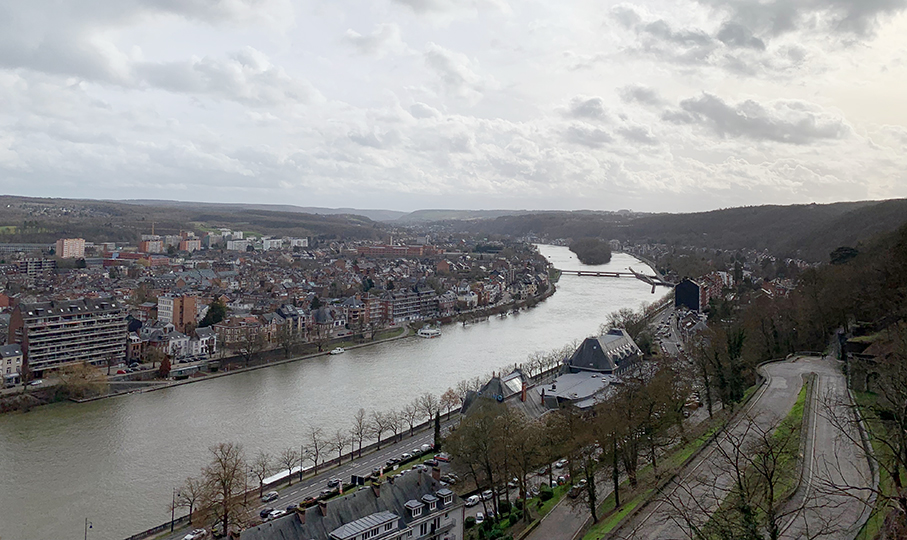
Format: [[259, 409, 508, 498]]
[[465, 495, 480, 507], [261, 490, 279, 502], [182, 529, 206, 540], [475, 512, 485, 524], [28, 379, 43, 386]]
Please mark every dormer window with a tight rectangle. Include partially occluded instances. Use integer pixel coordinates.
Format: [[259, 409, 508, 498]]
[[405, 500, 424, 518]]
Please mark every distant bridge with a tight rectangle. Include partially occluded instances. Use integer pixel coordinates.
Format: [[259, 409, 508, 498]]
[[557, 267, 674, 293]]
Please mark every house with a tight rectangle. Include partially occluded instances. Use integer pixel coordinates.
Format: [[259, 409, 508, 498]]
[[1, 343, 23, 387], [674, 278, 702, 312], [241, 471, 464, 540], [460, 368, 550, 421]]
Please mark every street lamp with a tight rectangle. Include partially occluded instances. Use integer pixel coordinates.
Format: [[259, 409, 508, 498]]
[[171, 488, 180, 532], [84, 518, 92, 540]]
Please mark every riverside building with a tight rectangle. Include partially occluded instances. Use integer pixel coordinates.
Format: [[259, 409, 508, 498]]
[[8, 298, 127, 377]]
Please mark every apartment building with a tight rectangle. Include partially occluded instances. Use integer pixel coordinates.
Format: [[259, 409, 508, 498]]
[[157, 293, 197, 333], [55, 238, 86, 259], [8, 298, 127, 376]]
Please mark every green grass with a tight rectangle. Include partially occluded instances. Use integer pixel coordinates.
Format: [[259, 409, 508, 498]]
[[853, 391, 894, 540], [374, 328, 405, 340], [0, 225, 17, 234], [583, 489, 652, 539]]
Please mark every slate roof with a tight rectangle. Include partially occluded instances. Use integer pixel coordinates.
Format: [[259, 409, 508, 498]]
[[566, 329, 640, 374], [241, 472, 461, 540]]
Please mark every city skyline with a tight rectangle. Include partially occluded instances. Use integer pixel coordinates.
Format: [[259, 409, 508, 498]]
[[1, 0, 907, 213]]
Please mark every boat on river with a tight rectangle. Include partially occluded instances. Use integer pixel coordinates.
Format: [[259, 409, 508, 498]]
[[417, 326, 442, 339], [329, 347, 345, 355]]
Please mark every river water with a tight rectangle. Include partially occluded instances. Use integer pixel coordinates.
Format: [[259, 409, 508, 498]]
[[0, 246, 665, 540]]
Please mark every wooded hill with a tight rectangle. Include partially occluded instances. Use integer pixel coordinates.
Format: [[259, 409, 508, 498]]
[[0, 196, 386, 244], [455, 199, 907, 262]]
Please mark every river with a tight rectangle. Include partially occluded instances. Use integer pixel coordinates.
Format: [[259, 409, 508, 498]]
[[0, 245, 666, 540]]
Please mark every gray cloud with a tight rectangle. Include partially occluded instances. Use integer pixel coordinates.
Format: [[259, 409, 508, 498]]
[[424, 43, 485, 103], [563, 96, 610, 121], [564, 124, 614, 148], [343, 24, 406, 57], [715, 22, 766, 50], [664, 93, 852, 144], [698, 0, 907, 39], [409, 102, 442, 119], [618, 85, 665, 106], [618, 126, 658, 145]]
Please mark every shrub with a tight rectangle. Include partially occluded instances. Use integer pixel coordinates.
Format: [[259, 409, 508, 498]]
[[539, 487, 554, 501], [465, 517, 476, 529], [514, 498, 523, 510], [498, 500, 512, 514]]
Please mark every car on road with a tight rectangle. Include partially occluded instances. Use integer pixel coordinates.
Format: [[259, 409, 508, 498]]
[[262, 491, 279, 502], [421, 443, 433, 452], [411, 448, 421, 456], [400, 452, 412, 461], [116, 370, 127, 374], [28, 379, 43, 386], [326, 478, 340, 488], [320, 488, 334, 497], [372, 466, 383, 476], [386, 457, 400, 467], [424, 459, 439, 467], [537, 466, 549, 475], [259, 508, 274, 519], [507, 477, 519, 488], [475, 512, 485, 524], [465, 495, 480, 507], [267, 509, 284, 520], [286, 505, 297, 512], [555, 459, 569, 469], [182, 529, 206, 540], [481, 489, 493, 501]]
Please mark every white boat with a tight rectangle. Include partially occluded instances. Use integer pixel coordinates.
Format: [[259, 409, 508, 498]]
[[329, 347, 345, 355], [417, 326, 442, 339]]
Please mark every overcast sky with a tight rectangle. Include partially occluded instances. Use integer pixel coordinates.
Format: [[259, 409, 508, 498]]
[[1, 0, 907, 213]]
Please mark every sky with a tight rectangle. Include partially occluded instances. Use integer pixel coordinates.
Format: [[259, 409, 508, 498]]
[[1, 0, 907, 213]]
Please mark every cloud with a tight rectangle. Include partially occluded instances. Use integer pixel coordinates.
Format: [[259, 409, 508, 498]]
[[135, 48, 318, 106], [562, 96, 610, 121], [390, 0, 509, 15], [564, 123, 614, 148], [618, 85, 664, 106], [664, 93, 853, 144], [696, 0, 907, 39], [409, 102, 441, 119], [343, 24, 406, 58], [618, 125, 658, 145], [423, 43, 486, 103]]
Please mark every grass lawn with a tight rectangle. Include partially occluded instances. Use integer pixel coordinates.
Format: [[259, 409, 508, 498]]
[[583, 489, 652, 540], [374, 328, 405, 340]]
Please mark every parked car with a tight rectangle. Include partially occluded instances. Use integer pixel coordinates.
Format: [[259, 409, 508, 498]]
[[421, 443, 433, 452], [182, 529, 206, 540], [320, 489, 333, 497], [507, 478, 519, 489], [286, 505, 297, 512], [386, 457, 400, 467], [28, 379, 43, 386], [435, 453, 451, 462], [326, 478, 340, 488], [267, 509, 284, 520], [481, 489, 493, 501], [475, 512, 485, 524], [261, 491, 279, 502], [259, 508, 274, 519], [555, 459, 569, 469], [465, 495, 480, 507], [424, 459, 439, 467], [400, 452, 412, 461], [116, 370, 127, 375], [411, 448, 421, 456]]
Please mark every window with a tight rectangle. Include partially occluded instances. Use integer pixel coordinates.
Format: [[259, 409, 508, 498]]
[[410, 507, 422, 518], [419, 523, 428, 536], [385, 523, 394, 532]]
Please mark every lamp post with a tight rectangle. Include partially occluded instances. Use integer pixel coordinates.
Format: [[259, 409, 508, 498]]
[[171, 488, 179, 532], [83, 518, 92, 540]]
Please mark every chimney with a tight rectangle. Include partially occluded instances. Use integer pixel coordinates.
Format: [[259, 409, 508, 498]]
[[417, 468, 422, 485], [521, 381, 527, 402], [541, 388, 545, 404], [432, 466, 441, 481], [295, 505, 306, 524], [371, 481, 381, 498], [318, 500, 328, 517]]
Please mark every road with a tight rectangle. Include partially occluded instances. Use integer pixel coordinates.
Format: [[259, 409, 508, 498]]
[[778, 359, 873, 539], [611, 356, 872, 540], [157, 421, 452, 540]]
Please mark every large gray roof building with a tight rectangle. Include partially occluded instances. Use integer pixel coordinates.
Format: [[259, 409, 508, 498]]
[[241, 471, 464, 540]]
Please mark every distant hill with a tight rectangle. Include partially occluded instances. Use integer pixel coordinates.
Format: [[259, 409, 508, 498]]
[[0, 196, 387, 243], [394, 209, 540, 223], [120, 200, 407, 222], [455, 200, 907, 262]]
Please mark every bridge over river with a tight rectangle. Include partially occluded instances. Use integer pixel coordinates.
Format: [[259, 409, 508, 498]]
[[557, 267, 675, 291]]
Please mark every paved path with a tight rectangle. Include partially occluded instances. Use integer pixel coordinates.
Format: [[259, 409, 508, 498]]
[[612, 356, 872, 540]]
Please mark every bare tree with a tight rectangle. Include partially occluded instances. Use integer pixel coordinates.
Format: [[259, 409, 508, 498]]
[[330, 428, 350, 465], [276, 324, 300, 358], [417, 392, 440, 424], [351, 408, 371, 458], [279, 447, 299, 486], [235, 331, 266, 365], [440, 388, 461, 419], [387, 410, 403, 442], [403, 401, 421, 436], [303, 425, 326, 475], [176, 476, 206, 525], [370, 411, 390, 449], [250, 451, 273, 497], [200, 442, 249, 536]]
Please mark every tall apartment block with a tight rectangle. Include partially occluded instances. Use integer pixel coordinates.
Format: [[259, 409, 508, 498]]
[[55, 238, 86, 259], [157, 293, 197, 333], [8, 298, 127, 377]]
